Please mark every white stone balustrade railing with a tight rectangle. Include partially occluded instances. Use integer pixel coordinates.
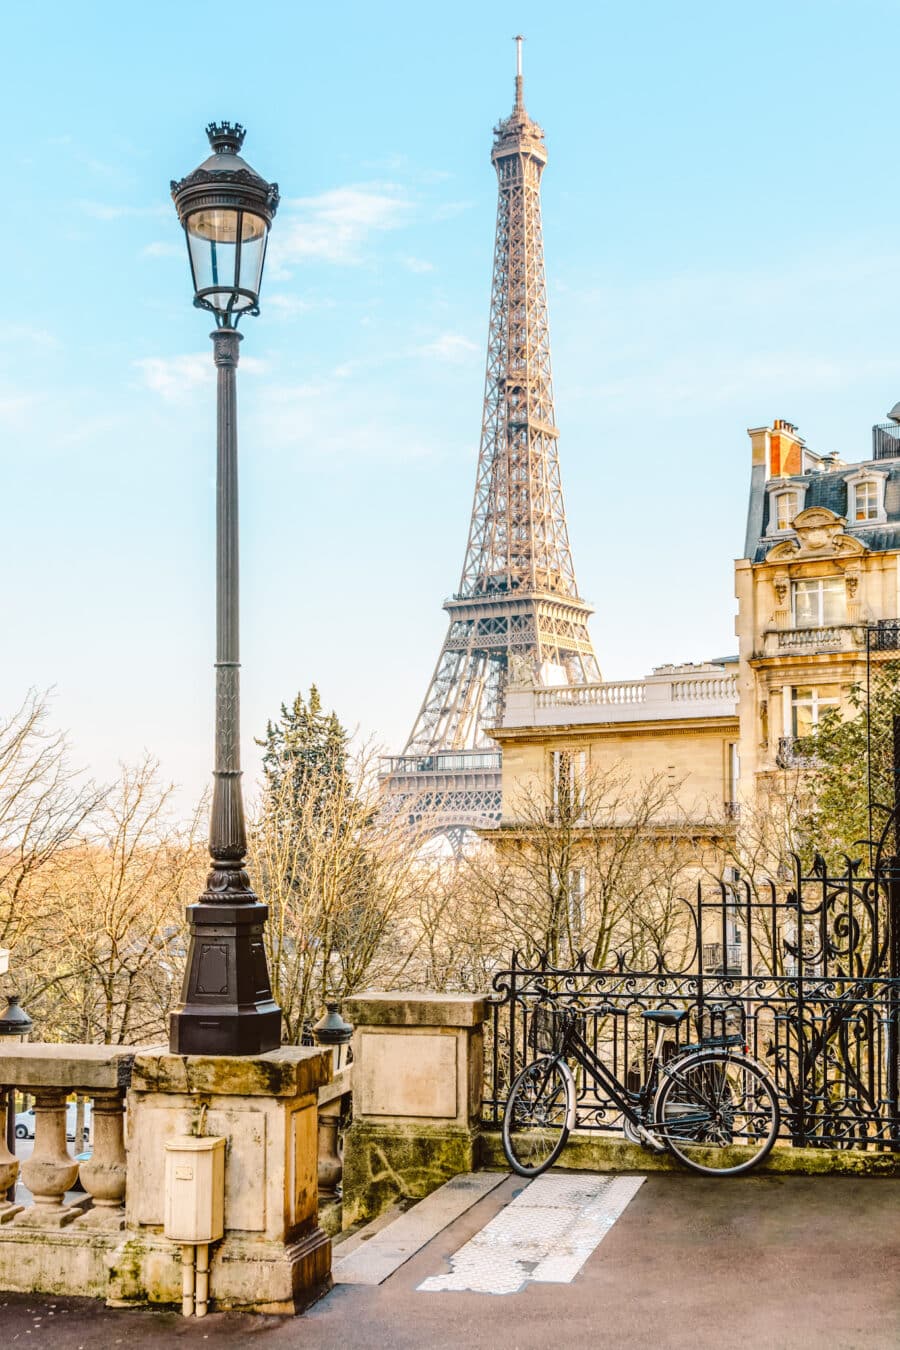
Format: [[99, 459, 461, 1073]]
[[760, 624, 866, 657], [670, 675, 738, 701], [535, 680, 646, 709], [513, 670, 738, 727], [0, 1044, 136, 1232]]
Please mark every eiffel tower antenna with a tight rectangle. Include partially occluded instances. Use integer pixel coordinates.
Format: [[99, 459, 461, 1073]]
[[384, 49, 601, 844]]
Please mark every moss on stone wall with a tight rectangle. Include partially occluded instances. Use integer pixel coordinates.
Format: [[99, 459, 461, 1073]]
[[479, 1129, 900, 1176], [342, 1121, 479, 1228]]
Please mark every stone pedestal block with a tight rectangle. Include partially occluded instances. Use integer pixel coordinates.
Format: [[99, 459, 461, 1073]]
[[109, 1045, 333, 1314], [341, 993, 487, 1227]]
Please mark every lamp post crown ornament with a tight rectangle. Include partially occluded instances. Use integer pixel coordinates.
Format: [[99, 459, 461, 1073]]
[[206, 121, 246, 153]]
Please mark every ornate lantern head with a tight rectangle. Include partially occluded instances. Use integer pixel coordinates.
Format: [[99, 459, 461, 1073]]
[[171, 122, 279, 326]]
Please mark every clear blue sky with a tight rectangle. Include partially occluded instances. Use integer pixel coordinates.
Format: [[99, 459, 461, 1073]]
[[3, 1, 900, 812]]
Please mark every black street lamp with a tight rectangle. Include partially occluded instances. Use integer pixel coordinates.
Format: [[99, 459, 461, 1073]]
[[168, 123, 281, 1056]]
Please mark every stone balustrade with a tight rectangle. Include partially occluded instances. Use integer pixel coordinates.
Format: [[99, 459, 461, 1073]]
[[762, 623, 866, 656], [0, 1044, 135, 1234], [507, 667, 738, 728], [0, 1040, 334, 1314]]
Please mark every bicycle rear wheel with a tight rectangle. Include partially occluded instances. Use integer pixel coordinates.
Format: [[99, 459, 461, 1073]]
[[502, 1056, 574, 1177], [653, 1051, 780, 1177]]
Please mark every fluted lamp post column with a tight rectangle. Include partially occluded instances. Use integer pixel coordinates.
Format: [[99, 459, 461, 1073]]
[[169, 123, 281, 1055]]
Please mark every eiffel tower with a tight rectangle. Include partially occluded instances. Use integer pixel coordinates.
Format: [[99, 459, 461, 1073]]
[[384, 40, 600, 843]]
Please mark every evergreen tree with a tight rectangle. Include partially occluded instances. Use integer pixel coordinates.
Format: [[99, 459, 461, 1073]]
[[257, 685, 350, 823]]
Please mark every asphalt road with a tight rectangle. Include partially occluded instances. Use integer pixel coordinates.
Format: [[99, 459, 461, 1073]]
[[1, 1174, 897, 1349]]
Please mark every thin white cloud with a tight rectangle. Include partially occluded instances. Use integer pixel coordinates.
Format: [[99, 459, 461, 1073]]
[[420, 334, 479, 362], [141, 241, 182, 259], [265, 293, 316, 316], [79, 201, 168, 222], [0, 325, 60, 349], [133, 353, 266, 403], [257, 379, 434, 464], [0, 391, 35, 425], [433, 201, 473, 221], [270, 184, 414, 269], [403, 256, 435, 274]]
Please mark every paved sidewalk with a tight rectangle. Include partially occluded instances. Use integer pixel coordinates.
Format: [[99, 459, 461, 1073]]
[[1, 1175, 898, 1349]]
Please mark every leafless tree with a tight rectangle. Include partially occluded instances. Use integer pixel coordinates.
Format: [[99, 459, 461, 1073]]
[[0, 690, 105, 952], [248, 744, 427, 1042], [464, 762, 705, 972], [19, 757, 206, 1044]]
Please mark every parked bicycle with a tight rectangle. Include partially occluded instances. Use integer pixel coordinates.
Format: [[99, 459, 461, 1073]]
[[502, 996, 780, 1178]]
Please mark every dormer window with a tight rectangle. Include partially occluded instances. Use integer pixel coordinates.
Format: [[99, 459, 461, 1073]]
[[766, 480, 808, 535], [846, 469, 887, 527], [776, 490, 799, 531]]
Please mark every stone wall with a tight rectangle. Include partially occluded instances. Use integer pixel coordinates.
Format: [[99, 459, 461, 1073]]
[[341, 992, 486, 1226]]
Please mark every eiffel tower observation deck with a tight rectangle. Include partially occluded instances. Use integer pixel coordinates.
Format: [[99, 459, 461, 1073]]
[[384, 41, 600, 843]]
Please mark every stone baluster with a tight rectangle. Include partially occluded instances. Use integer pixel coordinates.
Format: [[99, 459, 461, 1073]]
[[75, 1091, 126, 1229], [313, 1003, 353, 1203], [16, 1090, 80, 1228], [317, 1099, 343, 1199], [0, 1094, 22, 1223]]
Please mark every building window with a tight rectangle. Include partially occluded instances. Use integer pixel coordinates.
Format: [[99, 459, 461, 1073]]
[[766, 481, 807, 534], [791, 576, 845, 627], [790, 686, 840, 739], [846, 470, 887, 526], [775, 491, 799, 531], [552, 749, 586, 819], [725, 742, 740, 816], [852, 479, 878, 522]]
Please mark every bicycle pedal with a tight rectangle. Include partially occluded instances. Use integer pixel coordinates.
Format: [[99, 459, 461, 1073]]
[[637, 1125, 666, 1153]]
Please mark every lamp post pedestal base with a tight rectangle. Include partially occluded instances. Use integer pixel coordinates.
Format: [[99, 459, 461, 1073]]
[[170, 903, 281, 1057]]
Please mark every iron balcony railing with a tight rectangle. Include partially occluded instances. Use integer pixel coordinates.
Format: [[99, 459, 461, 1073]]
[[872, 422, 900, 461], [702, 941, 744, 973], [869, 619, 900, 652]]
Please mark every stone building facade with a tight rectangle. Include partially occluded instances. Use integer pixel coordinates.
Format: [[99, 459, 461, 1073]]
[[736, 417, 900, 791], [489, 412, 900, 834]]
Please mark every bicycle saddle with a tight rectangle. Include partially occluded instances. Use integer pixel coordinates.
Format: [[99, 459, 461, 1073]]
[[641, 1007, 689, 1027]]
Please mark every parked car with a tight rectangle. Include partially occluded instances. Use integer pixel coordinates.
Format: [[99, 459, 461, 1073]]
[[72, 1147, 92, 1194], [14, 1102, 91, 1142]]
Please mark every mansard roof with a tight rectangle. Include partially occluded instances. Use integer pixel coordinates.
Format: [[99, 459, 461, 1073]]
[[750, 461, 900, 562]]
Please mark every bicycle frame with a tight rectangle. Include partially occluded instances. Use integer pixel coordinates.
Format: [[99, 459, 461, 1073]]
[[554, 1014, 757, 1137], [557, 1016, 670, 1131]]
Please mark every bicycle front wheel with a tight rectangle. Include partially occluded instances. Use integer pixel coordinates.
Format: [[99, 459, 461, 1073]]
[[502, 1056, 574, 1177], [653, 1051, 780, 1177]]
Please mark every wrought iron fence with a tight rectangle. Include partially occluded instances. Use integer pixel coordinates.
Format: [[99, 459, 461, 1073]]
[[484, 855, 900, 1150]]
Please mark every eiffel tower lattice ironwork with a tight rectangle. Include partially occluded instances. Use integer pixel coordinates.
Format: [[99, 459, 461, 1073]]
[[384, 43, 600, 842]]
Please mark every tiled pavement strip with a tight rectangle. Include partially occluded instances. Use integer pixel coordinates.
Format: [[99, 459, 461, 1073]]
[[334, 1172, 645, 1294], [416, 1173, 645, 1294]]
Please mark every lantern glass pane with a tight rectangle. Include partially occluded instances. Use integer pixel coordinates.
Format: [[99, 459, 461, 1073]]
[[236, 211, 268, 304], [187, 208, 240, 313]]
